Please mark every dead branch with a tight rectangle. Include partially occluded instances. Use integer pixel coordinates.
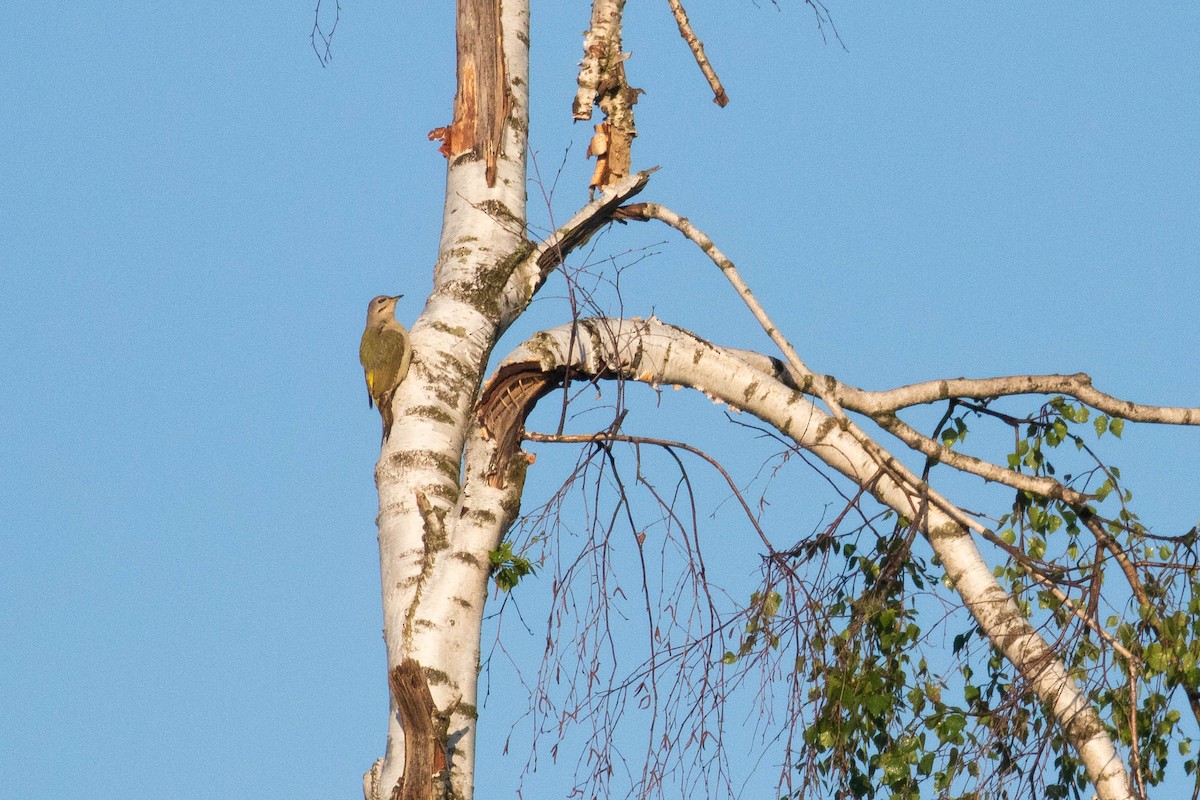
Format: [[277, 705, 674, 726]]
[[502, 169, 656, 319], [574, 0, 640, 192], [665, 0, 729, 106]]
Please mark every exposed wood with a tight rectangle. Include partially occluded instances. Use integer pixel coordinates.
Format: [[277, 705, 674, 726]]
[[586, 122, 611, 197], [478, 365, 570, 487], [440, 0, 509, 186], [388, 659, 445, 800]]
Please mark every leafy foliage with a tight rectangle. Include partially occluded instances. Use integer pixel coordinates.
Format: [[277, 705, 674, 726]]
[[705, 395, 1200, 798], [489, 539, 537, 592]]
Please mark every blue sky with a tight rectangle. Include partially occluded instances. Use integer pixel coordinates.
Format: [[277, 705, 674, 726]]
[[2, 3, 1198, 798]]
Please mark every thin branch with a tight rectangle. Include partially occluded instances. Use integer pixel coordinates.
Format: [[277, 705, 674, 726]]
[[1128, 662, 1147, 800], [310, 0, 340, 67], [704, 344, 1196, 505], [525, 430, 775, 554], [665, 0, 729, 106], [615, 202, 846, 424], [834, 373, 1200, 426], [872, 411, 1093, 506], [1081, 511, 1200, 730]]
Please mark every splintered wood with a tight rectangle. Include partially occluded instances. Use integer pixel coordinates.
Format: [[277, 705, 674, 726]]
[[477, 365, 564, 488], [388, 659, 446, 800], [575, 0, 638, 194], [428, 0, 510, 186]]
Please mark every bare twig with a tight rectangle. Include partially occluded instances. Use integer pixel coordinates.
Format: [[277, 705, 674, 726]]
[[310, 0, 340, 66], [525, 430, 775, 553]]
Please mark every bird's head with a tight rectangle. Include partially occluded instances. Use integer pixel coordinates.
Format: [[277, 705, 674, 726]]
[[367, 294, 403, 323]]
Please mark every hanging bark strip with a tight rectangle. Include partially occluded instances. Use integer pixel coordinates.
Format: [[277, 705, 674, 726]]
[[388, 660, 446, 800], [431, 0, 510, 186]]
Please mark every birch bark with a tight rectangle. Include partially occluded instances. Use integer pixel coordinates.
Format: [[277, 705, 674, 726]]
[[365, 0, 530, 797]]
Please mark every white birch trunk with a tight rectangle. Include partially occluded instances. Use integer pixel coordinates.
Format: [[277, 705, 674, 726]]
[[366, 1, 531, 797]]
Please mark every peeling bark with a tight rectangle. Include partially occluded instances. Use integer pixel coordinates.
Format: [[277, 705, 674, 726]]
[[574, 0, 639, 191]]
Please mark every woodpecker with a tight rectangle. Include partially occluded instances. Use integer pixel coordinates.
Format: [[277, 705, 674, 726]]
[[359, 294, 411, 443]]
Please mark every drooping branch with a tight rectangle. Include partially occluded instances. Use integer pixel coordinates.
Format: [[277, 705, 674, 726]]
[[482, 316, 1134, 800]]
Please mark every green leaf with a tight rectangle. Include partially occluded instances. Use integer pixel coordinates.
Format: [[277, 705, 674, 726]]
[[1145, 642, 1167, 673], [1094, 415, 1108, 437], [1110, 417, 1124, 438], [763, 590, 782, 618], [489, 541, 536, 591], [864, 694, 891, 716], [1029, 537, 1046, 559]]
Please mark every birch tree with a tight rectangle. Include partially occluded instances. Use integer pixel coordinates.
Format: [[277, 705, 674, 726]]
[[347, 3, 1200, 800]]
